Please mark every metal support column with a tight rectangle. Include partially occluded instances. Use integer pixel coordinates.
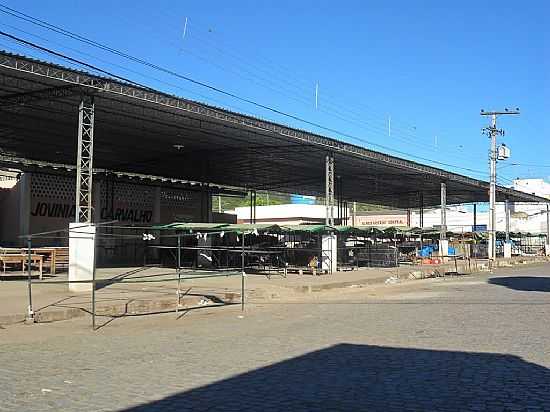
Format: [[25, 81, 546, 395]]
[[336, 175, 341, 225], [546, 204, 549, 252], [75, 96, 95, 223], [249, 190, 253, 224], [505, 198, 510, 242], [473, 203, 477, 231], [440, 183, 447, 240], [325, 153, 334, 226], [241, 232, 245, 312], [419, 192, 424, 228], [176, 234, 181, 316], [344, 201, 348, 225], [252, 190, 256, 224]]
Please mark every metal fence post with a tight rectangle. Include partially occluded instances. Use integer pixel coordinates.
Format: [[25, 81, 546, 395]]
[[26, 237, 34, 323], [176, 234, 181, 317], [241, 232, 245, 312], [92, 227, 97, 331]]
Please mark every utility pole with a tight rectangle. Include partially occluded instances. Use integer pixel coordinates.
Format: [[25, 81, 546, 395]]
[[480, 108, 519, 261]]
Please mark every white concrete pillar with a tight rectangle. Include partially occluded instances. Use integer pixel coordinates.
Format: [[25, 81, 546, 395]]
[[503, 243, 512, 258], [68, 223, 96, 292], [546, 204, 549, 256], [440, 182, 447, 241], [439, 239, 449, 258], [439, 182, 448, 260], [322, 234, 337, 273]]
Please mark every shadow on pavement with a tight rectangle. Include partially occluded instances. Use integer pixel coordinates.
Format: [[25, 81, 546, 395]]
[[489, 276, 550, 292], [121, 343, 550, 411]]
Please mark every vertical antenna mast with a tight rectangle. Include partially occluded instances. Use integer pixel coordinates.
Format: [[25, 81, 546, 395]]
[[315, 82, 319, 109], [182, 17, 188, 41]]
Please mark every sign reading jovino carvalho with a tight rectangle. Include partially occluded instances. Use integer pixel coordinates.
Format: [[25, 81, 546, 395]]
[[31, 202, 76, 219], [100, 207, 152, 223], [30, 201, 153, 223]]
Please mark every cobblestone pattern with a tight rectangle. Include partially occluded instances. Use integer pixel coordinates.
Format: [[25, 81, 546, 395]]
[[1, 266, 549, 411]]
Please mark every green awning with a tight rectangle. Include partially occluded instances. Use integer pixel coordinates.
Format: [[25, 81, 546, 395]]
[[221, 224, 282, 234], [153, 222, 229, 231], [279, 224, 336, 234]]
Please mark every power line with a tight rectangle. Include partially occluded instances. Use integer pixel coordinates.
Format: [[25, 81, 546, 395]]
[[0, 9, 489, 175], [156, 13, 489, 165], [150, 11, 480, 157], [0, 3, 488, 167], [0, 22, 256, 115], [0, 30, 148, 88]]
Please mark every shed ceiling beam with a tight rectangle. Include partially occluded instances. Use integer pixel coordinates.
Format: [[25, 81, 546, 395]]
[[0, 84, 81, 108]]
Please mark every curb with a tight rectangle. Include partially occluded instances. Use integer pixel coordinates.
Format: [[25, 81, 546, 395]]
[[0, 292, 241, 326], [290, 276, 390, 293], [2, 258, 547, 325]]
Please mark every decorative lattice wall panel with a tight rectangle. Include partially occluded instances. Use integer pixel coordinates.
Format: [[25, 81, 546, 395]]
[[161, 188, 202, 222], [31, 173, 75, 201], [101, 181, 155, 209]]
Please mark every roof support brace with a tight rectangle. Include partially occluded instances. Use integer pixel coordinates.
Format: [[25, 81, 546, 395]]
[[75, 96, 95, 223], [0, 84, 80, 108], [325, 153, 334, 226]]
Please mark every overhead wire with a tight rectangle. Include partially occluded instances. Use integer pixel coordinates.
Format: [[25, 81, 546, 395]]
[[108, 10, 491, 169], [171, 13, 422, 133], [0, 7, 491, 176], [0, 4, 515, 176], [0, 2, 484, 166], [168, 13, 473, 147], [0, 22, 256, 115], [149, 12, 486, 164]]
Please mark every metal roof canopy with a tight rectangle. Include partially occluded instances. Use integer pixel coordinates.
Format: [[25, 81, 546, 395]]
[[0, 51, 546, 209]]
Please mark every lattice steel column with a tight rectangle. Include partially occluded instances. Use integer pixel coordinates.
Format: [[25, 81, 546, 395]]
[[75, 96, 95, 223], [440, 182, 447, 240], [325, 153, 334, 226]]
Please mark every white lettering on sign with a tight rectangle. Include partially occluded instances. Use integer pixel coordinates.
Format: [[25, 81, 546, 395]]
[[356, 215, 407, 226]]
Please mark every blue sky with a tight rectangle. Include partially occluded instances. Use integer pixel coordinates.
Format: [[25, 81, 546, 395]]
[[0, 0, 548, 186]]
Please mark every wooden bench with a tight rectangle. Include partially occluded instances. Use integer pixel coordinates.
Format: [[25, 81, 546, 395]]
[[32, 247, 69, 275], [0, 254, 43, 279]]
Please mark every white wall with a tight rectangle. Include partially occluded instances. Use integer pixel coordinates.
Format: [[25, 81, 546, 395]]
[[234, 204, 346, 223], [410, 203, 548, 234]]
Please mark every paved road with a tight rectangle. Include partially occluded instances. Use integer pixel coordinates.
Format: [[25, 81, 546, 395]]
[[1, 264, 550, 411]]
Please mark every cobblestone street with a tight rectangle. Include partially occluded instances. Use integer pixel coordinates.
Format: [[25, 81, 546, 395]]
[[1, 264, 550, 411]]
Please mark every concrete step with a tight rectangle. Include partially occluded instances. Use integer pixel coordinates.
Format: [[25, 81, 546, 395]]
[[0, 291, 241, 325]]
